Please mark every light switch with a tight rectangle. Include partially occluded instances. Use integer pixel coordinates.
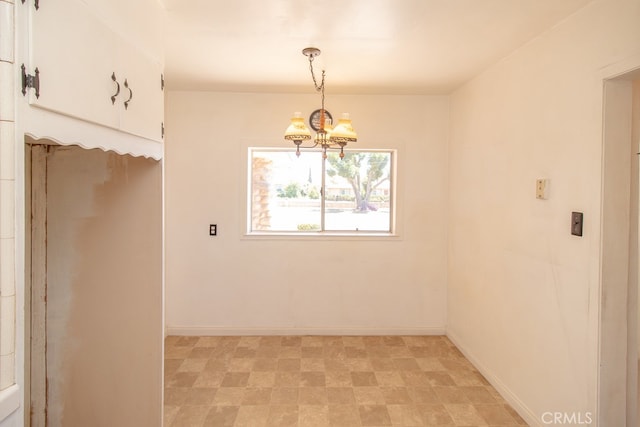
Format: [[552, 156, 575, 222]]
[[536, 179, 549, 200], [209, 224, 217, 236]]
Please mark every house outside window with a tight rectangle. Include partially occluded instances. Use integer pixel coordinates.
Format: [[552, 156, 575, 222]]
[[249, 148, 395, 235]]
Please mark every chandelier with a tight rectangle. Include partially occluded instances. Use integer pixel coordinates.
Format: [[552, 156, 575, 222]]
[[284, 47, 357, 159]]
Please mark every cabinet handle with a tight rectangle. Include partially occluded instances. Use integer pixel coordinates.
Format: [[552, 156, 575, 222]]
[[110, 73, 120, 105], [124, 79, 133, 110]]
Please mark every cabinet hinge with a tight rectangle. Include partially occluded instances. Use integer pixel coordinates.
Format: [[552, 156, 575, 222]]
[[161, 74, 165, 91], [21, 64, 40, 98], [162, 122, 165, 138], [21, 0, 39, 10]]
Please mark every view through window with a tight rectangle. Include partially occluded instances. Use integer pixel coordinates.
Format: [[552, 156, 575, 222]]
[[249, 149, 394, 234]]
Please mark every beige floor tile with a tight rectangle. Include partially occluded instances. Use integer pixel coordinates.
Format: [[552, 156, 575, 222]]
[[416, 403, 454, 426], [164, 388, 189, 406], [475, 403, 520, 425], [241, 387, 272, 405], [275, 372, 302, 387], [415, 357, 447, 371], [228, 358, 254, 372], [299, 404, 330, 426], [234, 405, 270, 427], [325, 359, 350, 372], [278, 358, 302, 371], [445, 403, 488, 425], [252, 358, 278, 371], [433, 386, 471, 404], [299, 387, 329, 405], [370, 357, 396, 371], [358, 404, 392, 426], [352, 371, 378, 386], [327, 387, 356, 405], [402, 371, 433, 387], [271, 387, 299, 404], [248, 371, 276, 387], [281, 336, 302, 347], [193, 371, 225, 387], [460, 385, 498, 404], [345, 358, 374, 371], [303, 346, 326, 358], [325, 371, 352, 387], [164, 336, 526, 427], [171, 405, 209, 427], [376, 371, 405, 387], [184, 387, 217, 406], [221, 371, 250, 387], [408, 387, 440, 404], [393, 358, 421, 371], [301, 371, 327, 387], [203, 405, 239, 427], [164, 405, 180, 425], [178, 358, 208, 373], [353, 387, 386, 405], [212, 387, 245, 405], [302, 358, 326, 371], [342, 337, 365, 348], [381, 386, 413, 404], [301, 336, 325, 347], [328, 404, 362, 426], [267, 404, 299, 426], [166, 372, 198, 388], [386, 404, 425, 426], [195, 337, 221, 347]]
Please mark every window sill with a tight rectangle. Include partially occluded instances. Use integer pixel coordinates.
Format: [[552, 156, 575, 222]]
[[243, 232, 400, 241], [0, 385, 20, 423]]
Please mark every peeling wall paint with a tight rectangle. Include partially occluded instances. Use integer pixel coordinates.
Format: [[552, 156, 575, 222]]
[[44, 145, 162, 426]]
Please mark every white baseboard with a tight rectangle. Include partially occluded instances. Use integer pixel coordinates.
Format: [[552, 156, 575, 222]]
[[446, 330, 541, 427], [165, 326, 446, 336]]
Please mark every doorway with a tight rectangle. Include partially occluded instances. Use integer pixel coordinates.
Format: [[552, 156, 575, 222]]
[[599, 67, 640, 426], [25, 141, 164, 426]]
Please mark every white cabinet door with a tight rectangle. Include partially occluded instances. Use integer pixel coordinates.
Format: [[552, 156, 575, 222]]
[[28, 0, 119, 129], [27, 0, 164, 143], [116, 40, 164, 142]]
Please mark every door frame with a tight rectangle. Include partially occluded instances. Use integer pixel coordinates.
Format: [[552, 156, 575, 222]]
[[598, 55, 640, 426], [24, 142, 50, 427]]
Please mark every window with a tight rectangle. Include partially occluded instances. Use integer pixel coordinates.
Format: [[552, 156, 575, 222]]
[[248, 148, 395, 234]]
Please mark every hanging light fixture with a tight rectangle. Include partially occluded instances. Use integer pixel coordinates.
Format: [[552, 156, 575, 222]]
[[284, 47, 357, 158]]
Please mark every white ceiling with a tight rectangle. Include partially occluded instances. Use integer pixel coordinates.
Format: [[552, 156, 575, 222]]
[[162, 0, 592, 94]]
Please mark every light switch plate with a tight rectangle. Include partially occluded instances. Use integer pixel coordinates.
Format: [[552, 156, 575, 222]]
[[571, 212, 583, 236], [209, 224, 217, 236]]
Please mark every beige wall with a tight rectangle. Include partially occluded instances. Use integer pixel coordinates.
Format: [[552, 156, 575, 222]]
[[165, 91, 449, 334], [44, 145, 162, 426], [448, 0, 640, 424]]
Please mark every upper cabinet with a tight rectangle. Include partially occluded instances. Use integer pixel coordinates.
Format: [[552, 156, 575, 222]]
[[22, 0, 164, 143]]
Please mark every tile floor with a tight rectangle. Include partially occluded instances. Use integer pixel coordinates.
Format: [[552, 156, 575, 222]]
[[164, 335, 528, 426]]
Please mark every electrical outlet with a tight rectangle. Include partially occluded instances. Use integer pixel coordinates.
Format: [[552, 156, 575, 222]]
[[536, 179, 549, 200], [209, 224, 217, 236]]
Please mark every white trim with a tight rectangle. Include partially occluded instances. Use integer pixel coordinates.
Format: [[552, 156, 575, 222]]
[[0, 384, 20, 423], [22, 109, 162, 161], [446, 330, 541, 427], [166, 326, 446, 337]]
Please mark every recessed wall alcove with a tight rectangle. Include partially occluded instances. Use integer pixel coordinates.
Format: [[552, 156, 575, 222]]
[[24, 138, 163, 426]]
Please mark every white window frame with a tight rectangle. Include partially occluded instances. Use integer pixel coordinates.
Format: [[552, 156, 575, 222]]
[[246, 147, 397, 237]]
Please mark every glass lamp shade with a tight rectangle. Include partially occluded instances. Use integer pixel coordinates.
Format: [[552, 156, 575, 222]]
[[330, 113, 357, 144], [284, 112, 312, 142]]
